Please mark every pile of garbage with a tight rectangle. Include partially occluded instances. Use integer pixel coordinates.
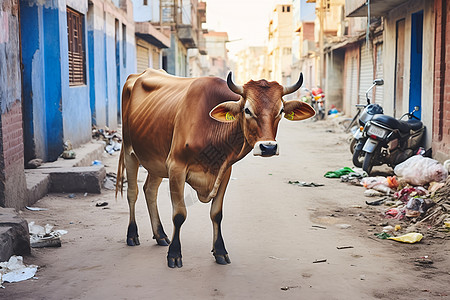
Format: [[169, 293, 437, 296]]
[[325, 155, 450, 239], [360, 156, 449, 235], [92, 126, 122, 155]]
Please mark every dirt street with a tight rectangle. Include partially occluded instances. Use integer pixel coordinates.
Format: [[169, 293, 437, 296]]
[[2, 119, 449, 299]]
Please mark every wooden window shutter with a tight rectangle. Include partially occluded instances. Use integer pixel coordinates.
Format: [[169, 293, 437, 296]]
[[67, 7, 85, 85]]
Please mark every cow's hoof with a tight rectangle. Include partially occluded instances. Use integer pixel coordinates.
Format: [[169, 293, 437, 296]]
[[127, 236, 140, 246], [156, 237, 171, 246], [167, 256, 183, 268], [214, 254, 231, 265]]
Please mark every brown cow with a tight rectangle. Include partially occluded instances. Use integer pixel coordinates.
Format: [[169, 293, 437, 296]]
[[116, 69, 315, 268]]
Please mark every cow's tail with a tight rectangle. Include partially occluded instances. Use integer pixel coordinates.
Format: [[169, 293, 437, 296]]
[[115, 146, 125, 198]]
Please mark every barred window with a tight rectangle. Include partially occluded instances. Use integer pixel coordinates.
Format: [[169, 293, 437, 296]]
[[67, 7, 86, 85]]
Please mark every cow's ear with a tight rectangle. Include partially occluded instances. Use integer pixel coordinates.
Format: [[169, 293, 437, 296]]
[[283, 100, 316, 121], [209, 101, 242, 122]]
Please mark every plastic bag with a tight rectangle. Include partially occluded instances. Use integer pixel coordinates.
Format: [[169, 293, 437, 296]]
[[388, 232, 423, 243], [361, 176, 397, 194], [394, 155, 448, 186]]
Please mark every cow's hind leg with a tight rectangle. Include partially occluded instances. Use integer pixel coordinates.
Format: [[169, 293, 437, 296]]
[[143, 174, 170, 246], [166, 162, 187, 268], [210, 167, 232, 265], [125, 153, 140, 246]]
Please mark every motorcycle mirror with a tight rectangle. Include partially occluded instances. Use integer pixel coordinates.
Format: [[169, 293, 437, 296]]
[[414, 106, 420, 111], [373, 79, 384, 86]]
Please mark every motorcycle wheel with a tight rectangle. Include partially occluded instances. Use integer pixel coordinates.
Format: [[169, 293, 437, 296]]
[[349, 138, 357, 154], [362, 151, 375, 175], [352, 148, 365, 168]]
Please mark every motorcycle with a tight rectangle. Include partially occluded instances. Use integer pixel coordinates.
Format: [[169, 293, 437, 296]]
[[350, 79, 384, 167], [359, 106, 425, 175], [311, 87, 325, 120]]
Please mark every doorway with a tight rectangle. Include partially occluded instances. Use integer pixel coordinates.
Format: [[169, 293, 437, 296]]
[[394, 19, 405, 118], [409, 10, 423, 119]]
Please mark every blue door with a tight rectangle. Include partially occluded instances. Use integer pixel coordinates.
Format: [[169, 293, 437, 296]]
[[409, 10, 423, 119]]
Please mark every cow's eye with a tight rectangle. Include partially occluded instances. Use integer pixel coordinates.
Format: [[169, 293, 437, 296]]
[[244, 108, 252, 116]]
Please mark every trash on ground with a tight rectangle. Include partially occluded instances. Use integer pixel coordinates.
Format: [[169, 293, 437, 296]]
[[374, 232, 392, 239], [0, 256, 38, 288], [394, 155, 448, 186], [92, 126, 122, 155], [25, 206, 48, 211], [288, 181, 324, 187], [103, 177, 115, 190], [382, 225, 395, 234], [313, 259, 327, 263], [68, 194, 75, 198], [364, 189, 385, 197], [28, 222, 68, 248], [324, 167, 355, 178], [311, 225, 327, 229], [281, 286, 299, 291], [365, 197, 388, 206], [336, 224, 352, 229], [96, 201, 108, 207], [61, 140, 76, 159], [268, 256, 288, 261], [388, 232, 423, 243], [336, 246, 354, 250], [361, 176, 397, 195], [384, 207, 405, 220], [92, 160, 103, 166], [414, 256, 433, 265], [26, 158, 43, 169]]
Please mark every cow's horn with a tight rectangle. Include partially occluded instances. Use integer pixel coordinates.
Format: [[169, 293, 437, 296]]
[[282, 73, 303, 95], [227, 72, 244, 96]]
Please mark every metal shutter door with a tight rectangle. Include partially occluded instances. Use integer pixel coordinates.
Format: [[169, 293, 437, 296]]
[[374, 43, 384, 105], [359, 42, 374, 104], [137, 45, 149, 73]]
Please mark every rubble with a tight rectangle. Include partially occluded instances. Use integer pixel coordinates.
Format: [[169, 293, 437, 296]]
[[92, 126, 122, 155]]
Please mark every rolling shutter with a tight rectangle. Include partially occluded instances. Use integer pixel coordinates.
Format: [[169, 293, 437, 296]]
[[359, 42, 374, 104], [137, 45, 150, 73]]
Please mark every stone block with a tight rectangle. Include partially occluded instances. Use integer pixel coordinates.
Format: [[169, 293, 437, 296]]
[[0, 208, 31, 262]]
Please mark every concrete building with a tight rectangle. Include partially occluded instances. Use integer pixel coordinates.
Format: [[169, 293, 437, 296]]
[[203, 31, 229, 78], [291, 0, 316, 93], [132, 0, 171, 72], [234, 47, 267, 84], [0, 0, 27, 208], [267, 3, 294, 85], [346, 0, 436, 153], [20, 0, 135, 165], [432, 0, 450, 161]]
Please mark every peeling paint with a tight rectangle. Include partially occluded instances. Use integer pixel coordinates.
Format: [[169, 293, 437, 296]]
[[0, 11, 9, 43]]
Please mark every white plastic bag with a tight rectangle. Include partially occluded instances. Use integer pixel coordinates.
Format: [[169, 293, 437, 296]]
[[394, 155, 448, 186]]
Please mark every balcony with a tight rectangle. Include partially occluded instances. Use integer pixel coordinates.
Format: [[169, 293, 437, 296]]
[[197, 35, 207, 55], [345, 0, 410, 17], [177, 24, 197, 48], [135, 22, 171, 49]]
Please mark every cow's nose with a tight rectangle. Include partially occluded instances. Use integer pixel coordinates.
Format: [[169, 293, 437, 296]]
[[253, 141, 279, 157]]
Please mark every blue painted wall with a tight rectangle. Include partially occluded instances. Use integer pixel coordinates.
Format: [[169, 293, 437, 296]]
[[87, 2, 135, 129], [21, 0, 91, 162]]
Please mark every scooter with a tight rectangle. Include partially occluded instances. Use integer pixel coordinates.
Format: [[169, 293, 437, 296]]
[[350, 79, 384, 167], [311, 87, 325, 120], [359, 106, 425, 174]]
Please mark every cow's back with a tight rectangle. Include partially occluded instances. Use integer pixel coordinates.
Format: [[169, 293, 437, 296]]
[[122, 69, 240, 177]]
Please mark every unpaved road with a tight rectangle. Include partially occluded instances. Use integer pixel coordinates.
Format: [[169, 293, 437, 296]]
[[2, 119, 449, 299]]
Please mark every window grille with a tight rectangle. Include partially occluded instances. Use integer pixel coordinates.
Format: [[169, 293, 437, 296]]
[[67, 7, 86, 85]]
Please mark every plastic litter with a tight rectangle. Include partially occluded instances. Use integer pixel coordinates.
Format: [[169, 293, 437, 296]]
[[374, 232, 391, 239], [324, 167, 355, 178], [28, 222, 68, 248], [364, 189, 384, 197], [288, 181, 324, 187], [0, 256, 38, 287], [394, 155, 448, 186], [388, 232, 423, 243], [361, 176, 397, 195]]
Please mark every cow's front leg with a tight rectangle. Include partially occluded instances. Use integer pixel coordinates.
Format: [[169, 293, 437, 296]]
[[167, 164, 187, 268], [211, 167, 231, 265]]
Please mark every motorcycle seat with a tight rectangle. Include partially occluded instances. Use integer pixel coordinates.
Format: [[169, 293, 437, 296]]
[[371, 115, 423, 133]]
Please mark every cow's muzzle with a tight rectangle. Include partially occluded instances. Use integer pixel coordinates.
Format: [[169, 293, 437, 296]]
[[253, 141, 279, 157]]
